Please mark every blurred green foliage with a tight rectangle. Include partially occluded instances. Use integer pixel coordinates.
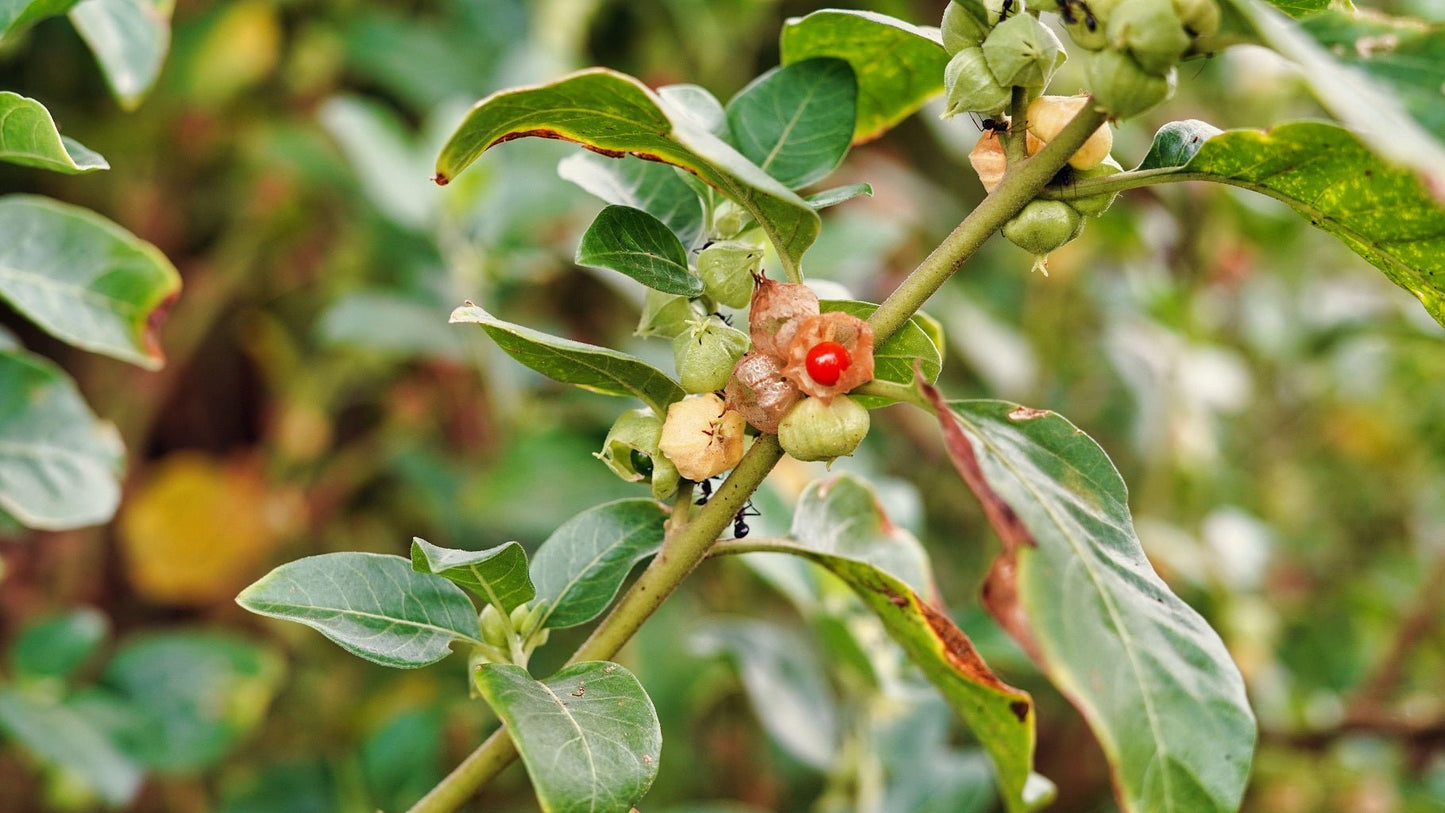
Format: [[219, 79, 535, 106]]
[[1, 0, 1443, 810]]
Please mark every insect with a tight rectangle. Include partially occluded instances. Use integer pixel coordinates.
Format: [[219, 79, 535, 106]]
[[999, 0, 1015, 18], [696, 477, 714, 505], [712, 311, 734, 327], [805, 341, 852, 386], [732, 502, 760, 538], [970, 113, 1011, 134]]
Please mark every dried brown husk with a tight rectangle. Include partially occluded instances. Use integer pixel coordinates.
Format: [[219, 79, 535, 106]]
[[748, 276, 820, 358], [724, 350, 802, 434], [780, 311, 876, 403]]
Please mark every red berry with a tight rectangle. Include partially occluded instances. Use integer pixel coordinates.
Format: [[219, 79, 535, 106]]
[[804, 341, 851, 386]]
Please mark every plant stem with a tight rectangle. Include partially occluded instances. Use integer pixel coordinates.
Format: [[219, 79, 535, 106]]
[[1006, 86, 1029, 165], [407, 98, 1110, 813]]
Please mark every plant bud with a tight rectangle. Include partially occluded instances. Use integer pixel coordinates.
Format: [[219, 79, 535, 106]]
[[658, 393, 746, 481], [1172, 0, 1219, 36], [1087, 49, 1176, 118], [943, 46, 1010, 118], [942, 1, 988, 53], [1025, 95, 1113, 170], [778, 395, 870, 463], [637, 288, 702, 339], [711, 199, 749, 239], [724, 350, 801, 434], [674, 315, 750, 393], [1063, 157, 1123, 216], [982, 14, 1065, 89], [697, 239, 762, 309], [596, 408, 681, 500], [1107, 0, 1190, 75], [479, 605, 512, 649], [1003, 199, 1085, 255], [780, 312, 875, 403], [749, 276, 820, 359], [969, 131, 1008, 193]]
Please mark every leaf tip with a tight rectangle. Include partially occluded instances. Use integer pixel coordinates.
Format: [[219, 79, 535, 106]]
[[433, 173, 450, 186]]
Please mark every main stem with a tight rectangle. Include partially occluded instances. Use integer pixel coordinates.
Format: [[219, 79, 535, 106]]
[[407, 98, 1109, 813]]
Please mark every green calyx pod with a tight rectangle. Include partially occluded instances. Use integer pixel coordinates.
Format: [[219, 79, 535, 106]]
[[711, 199, 750, 240], [596, 408, 681, 500], [479, 605, 512, 650], [1172, 0, 1219, 37], [637, 288, 702, 339], [674, 316, 749, 394], [1107, 0, 1190, 75], [1003, 199, 1085, 255], [1063, 156, 1123, 216], [697, 239, 762, 309], [943, 46, 1010, 118], [942, 0, 991, 52], [778, 394, 870, 463], [982, 14, 1066, 88], [1059, 0, 1117, 51], [1087, 49, 1176, 119]]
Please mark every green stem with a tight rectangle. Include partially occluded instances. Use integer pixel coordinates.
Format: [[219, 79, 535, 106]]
[[407, 97, 1110, 813], [1005, 86, 1029, 165]]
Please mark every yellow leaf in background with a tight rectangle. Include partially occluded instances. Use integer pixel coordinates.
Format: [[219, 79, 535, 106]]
[[183, 0, 282, 106], [120, 452, 302, 605]]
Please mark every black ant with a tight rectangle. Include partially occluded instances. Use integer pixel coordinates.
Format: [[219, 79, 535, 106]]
[[969, 113, 1010, 134], [711, 311, 733, 327], [695, 477, 714, 505], [731, 502, 760, 539], [999, 0, 1015, 19]]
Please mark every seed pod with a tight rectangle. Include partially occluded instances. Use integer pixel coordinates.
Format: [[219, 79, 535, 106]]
[[778, 395, 871, 463], [969, 131, 1008, 193], [711, 199, 749, 239], [749, 276, 820, 359], [697, 239, 762, 309], [637, 288, 701, 339], [942, 0, 991, 52], [1172, 0, 1219, 37], [1087, 49, 1176, 118], [1025, 95, 1113, 170], [724, 350, 801, 434], [658, 393, 746, 481], [943, 46, 1010, 118], [596, 408, 681, 500], [982, 14, 1065, 89], [673, 316, 749, 394], [1107, 0, 1190, 75], [1003, 199, 1085, 255], [780, 312, 875, 403], [1063, 156, 1123, 216], [1061, 0, 1121, 51]]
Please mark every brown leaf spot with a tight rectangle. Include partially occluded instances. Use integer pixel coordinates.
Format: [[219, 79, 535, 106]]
[[432, 174, 450, 186], [917, 600, 1011, 693], [143, 290, 180, 366], [1007, 405, 1049, 421], [1010, 700, 1031, 723]]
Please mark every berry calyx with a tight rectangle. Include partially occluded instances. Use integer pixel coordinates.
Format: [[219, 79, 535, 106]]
[[805, 341, 852, 386]]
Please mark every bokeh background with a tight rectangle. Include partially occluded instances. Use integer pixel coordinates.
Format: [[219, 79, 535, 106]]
[[2, 0, 1444, 810]]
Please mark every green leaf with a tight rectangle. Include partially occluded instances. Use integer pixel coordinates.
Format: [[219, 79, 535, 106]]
[[726, 474, 1045, 813], [0, 0, 79, 40], [531, 499, 668, 629], [96, 632, 284, 770], [557, 152, 706, 247], [0, 688, 142, 805], [780, 10, 948, 143], [435, 68, 819, 279], [726, 58, 857, 189], [1299, 10, 1445, 146], [1221, 0, 1445, 195], [410, 538, 535, 613], [450, 303, 685, 416], [0, 195, 181, 368], [1135, 120, 1445, 327], [576, 205, 702, 296], [657, 83, 727, 137], [10, 607, 108, 681], [1258, 0, 1327, 16], [476, 661, 661, 813], [236, 553, 483, 668], [820, 300, 942, 388], [0, 347, 123, 531], [693, 621, 838, 769], [0, 92, 108, 173], [804, 182, 872, 210], [928, 395, 1255, 813], [68, 0, 173, 110]]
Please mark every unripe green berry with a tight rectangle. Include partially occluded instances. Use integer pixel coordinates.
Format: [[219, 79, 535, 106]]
[[697, 239, 762, 309], [674, 316, 749, 394], [943, 46, 1010, 118], [778, 395, 870, 463], [1003, 200, 1085, 255], [1064, 157, 1123, 217], [982, 14, 1065, 89], [1087, 49, 1176, 119], [596, 408, 680, 500], [1107, 0, 1190, 75]]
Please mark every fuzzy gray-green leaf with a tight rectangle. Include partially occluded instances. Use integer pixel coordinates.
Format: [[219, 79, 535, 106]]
[[530, 499, 668, 629], [410, 538, 535, 613]]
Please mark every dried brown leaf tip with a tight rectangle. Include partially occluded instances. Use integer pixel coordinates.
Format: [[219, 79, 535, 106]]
[[724, 351, 801, 435], [780, 311, 875, 403]]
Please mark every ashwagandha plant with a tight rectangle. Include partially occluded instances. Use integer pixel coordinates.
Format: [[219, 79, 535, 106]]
[[238, 0, 1445, 810]]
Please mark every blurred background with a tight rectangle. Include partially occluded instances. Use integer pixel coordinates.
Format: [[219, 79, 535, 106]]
[[1, 0, 1443, 810]]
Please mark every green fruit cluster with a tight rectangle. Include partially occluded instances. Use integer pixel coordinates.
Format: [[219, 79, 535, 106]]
[[940, 0, 1065, 117], [1058, 0, 1218, 118]]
